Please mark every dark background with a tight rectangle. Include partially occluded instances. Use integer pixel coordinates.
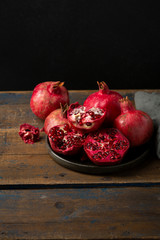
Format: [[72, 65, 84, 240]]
[[0, 0, 160, 90]]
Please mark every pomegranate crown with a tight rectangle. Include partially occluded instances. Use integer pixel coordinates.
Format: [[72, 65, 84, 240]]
[[119, 96, 135, 113], [97, 81, 109, 93], [53, 81, 64, 89], [48, 81, 65, 94], [60, 103, 68, 117]]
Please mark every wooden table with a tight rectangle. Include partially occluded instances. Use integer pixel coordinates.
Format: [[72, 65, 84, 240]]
[[0, 89, 160, 239]]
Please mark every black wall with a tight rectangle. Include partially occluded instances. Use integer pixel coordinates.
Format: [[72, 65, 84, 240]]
[[1, 0, 160, 90]]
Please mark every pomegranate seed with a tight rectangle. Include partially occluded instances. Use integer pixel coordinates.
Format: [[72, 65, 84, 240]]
[[98, 133, 105, 141], [103, 151, 109, 157], [70, 104, 76, 109], [86, 122, 92, 126], [73, 110, 79, 115], [88, 111, 94, 117], [63, 124, 70, 131], [94, 114, 101, 119], [122, 140, 128, 146], [77, 120, 83, 126], [57, 129, 64, 137], [60, 144, 67, 150], [81, 113, 87, 118], [93, 135, 98, 140], [110, 151, 121, 160], [94, 152, 103, 160]]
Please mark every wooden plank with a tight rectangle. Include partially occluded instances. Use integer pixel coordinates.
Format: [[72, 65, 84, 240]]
[[0, 154, 160, 186], [0, 187, 160, 239], [0, 105, 44, 129], [0, 129, 47, 155]]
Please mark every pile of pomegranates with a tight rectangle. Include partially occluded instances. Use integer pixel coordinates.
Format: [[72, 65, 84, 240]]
[[19, 81, 154, 166]]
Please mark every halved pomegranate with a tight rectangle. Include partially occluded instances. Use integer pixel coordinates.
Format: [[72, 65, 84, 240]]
[[48, 124, 85, 155], [67, 102, 106, 132], [84, 128, 130, 165]]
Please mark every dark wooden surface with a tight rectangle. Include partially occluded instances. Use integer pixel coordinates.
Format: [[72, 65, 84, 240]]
[[0, 90, 160, 239]]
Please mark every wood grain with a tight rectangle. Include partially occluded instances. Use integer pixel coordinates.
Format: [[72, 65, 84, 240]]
[[0, 153, 160, 186], [0, 187, 160, 239]]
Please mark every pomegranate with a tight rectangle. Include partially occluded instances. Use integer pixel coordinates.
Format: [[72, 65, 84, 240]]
[[30, 81, 69, 120], [84, 128, 130, 165], [44, 105, 69, 135], [114, 96, 153, 147], [19, 123, 40, 144], [83, 81, 123, 126], [67, 102, 106, 132], [48, 124, 85, 155]]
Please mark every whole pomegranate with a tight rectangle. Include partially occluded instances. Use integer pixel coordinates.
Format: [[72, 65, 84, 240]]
[[114, 97, 153, 147], [67, 102, 106, 132], [48, 124, 85, 155], [19, 123, 40, 144], [30, 81, 69, 120], [84, 128, 130, 165], [83, 81, 123, 126], [44, 105, 69, 135]]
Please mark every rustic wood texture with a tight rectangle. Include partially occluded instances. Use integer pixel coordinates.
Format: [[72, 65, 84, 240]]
[[0, 187, 160, 239], [0, 90, 160, 239]]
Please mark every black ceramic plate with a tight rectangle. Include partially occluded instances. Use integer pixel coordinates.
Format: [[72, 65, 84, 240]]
[[46, 136, 152, 174]]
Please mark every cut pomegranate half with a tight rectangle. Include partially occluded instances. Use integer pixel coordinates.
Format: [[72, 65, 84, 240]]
[[84, 128, 130, 165], [48, 124, 86, 155], [67, 102, 106, 132]]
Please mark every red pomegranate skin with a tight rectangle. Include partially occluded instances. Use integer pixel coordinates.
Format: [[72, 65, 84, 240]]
[[44, 108, 69, 135], [30, 81, 69, 120], [83, 81, 123, 126], [114, 97, 153, 147]]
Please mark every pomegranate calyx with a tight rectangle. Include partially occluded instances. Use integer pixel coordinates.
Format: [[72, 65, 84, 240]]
[[52, 81, 64, 88], [47, 81, 65, 95], [97, 81, 109, 93], [119, 96, 135, 113], [50, 81, 64, 93], [60, 103, 68, 117]]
